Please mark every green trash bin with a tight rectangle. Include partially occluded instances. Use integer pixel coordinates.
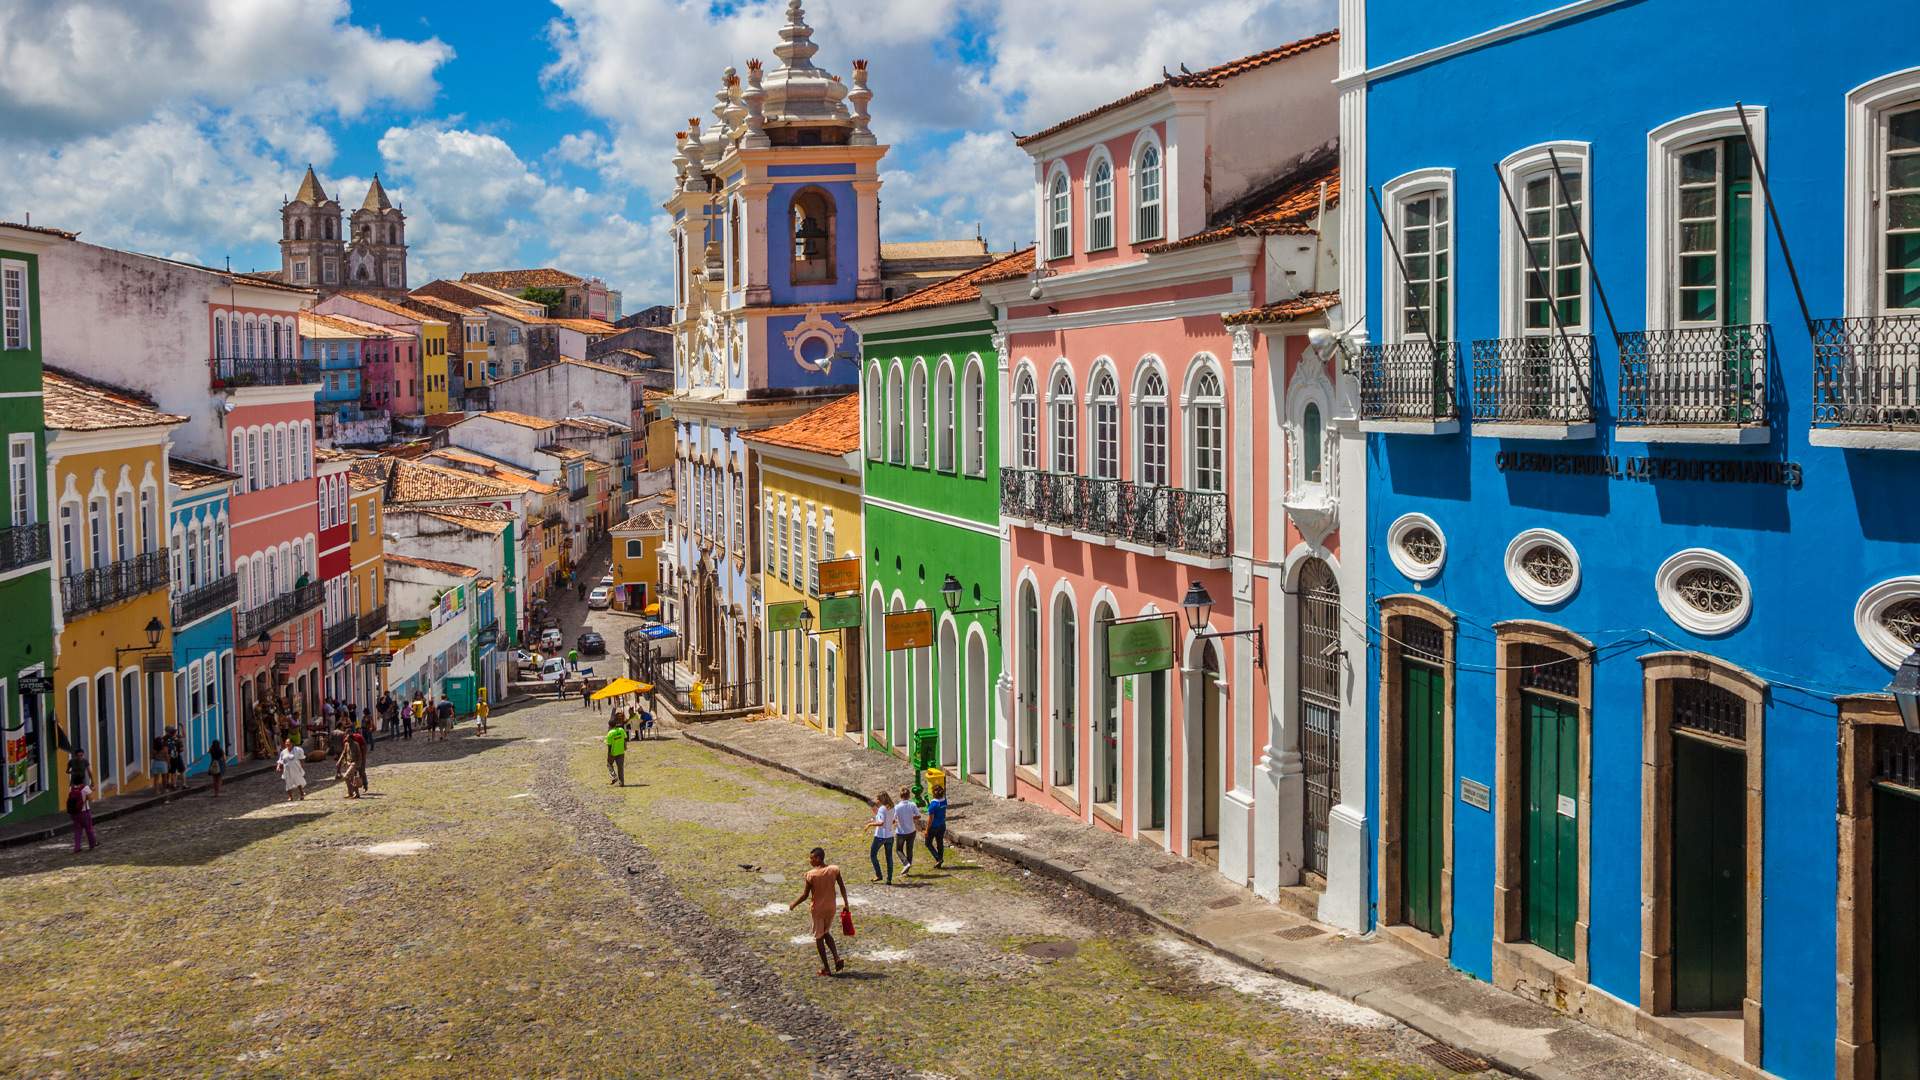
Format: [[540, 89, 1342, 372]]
[[909, 728, 939, 804]]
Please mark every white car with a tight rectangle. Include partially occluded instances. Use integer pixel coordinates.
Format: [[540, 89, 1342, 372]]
[[540, 628, 564, 651], [536, 657, 592, 683], [599, 574, 614, 588], [587, 586, 611, 609]]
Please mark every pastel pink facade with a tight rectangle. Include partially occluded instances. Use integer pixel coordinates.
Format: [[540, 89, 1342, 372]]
[[985, 32, 1356, 906]]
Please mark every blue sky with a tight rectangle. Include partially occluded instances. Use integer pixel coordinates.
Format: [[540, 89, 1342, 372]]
[[0, 0, 1335, 307]]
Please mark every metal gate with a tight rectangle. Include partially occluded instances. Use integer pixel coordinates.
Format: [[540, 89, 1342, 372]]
[[1298, 559, 1341, 878]]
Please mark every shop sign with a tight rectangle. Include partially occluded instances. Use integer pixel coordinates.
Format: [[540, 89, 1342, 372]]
[[1105, 615, 1175, 676], [1459, 777, 1492, 812], [885, 609, 933, 651], [766, 600, 807, 632], [817, 557, 861, 596], [818, 594, 861, 630], [1494, 451, 1802, 489]]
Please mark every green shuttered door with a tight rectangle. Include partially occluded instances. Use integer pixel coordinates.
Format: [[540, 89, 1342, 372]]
[[1672, 736, 1746, 1013], [1524, 694, 1578, 960], [1876, 784, 1920, 1077], [1402, 661, 1444, 936]]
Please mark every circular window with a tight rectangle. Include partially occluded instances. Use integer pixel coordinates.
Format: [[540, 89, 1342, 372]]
[[1387, 513, 1445, 582], [1854, 576, 1920, 667], [1655, 549, 1751, 636], [1504, 528, 1580, 606]]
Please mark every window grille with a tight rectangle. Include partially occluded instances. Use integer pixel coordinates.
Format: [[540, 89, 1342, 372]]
[[1671, 679, 1745, 740]]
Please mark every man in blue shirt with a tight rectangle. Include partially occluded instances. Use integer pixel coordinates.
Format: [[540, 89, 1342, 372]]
[[925, 784, 949, 869]]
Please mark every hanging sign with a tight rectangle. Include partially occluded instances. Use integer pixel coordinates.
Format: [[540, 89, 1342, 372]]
[[816, 557, 861, 597], [884, 609, 933, 651], [1105, 615, 1175, 676], [765, 600, 807, 632], [818, 594, 862, 630]]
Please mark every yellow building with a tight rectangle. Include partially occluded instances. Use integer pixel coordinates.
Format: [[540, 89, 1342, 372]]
[[742, 396, 862, 739], [417, 318, 451, 414], [610, 507, 666, 612], [345, 467, 388, 711], [405, 292, 488, 405], [45, 369, 186, 800]]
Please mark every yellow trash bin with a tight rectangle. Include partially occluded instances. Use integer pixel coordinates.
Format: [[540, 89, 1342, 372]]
[[924, 766, 946, 792]]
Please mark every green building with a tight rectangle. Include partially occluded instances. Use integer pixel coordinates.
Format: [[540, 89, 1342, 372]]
[[0, 224, 61, 825], [847, 250, 1030, 781]]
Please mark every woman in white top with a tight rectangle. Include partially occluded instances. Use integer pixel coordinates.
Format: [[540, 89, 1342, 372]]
[[863, 793, 895, 884], [276, 737, 308, 801], [892, 787, 921, 874]]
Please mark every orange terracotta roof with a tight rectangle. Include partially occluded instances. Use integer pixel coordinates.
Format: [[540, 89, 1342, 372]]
[[1143, 151, 1338, 254], [384, 553, 479, 577], [1015, 30, 1338, 148], [461, 268, 585, 290], [403, 292, 483, 319], [43, 367, 188, 431], [312, 446, 370, 463], [422, 411, 469, 430], [0, 221, 80, 240], [420, 510, 512, 535], [1222, 291, 1339, 326], [540, 445, 591, 461], [742, 394, 861, 457], [854, 248, 1036, 319], [353, 456, 525, 504], [336, 292, 447, 325], [301, 311, 407, 339], [168, 457, 238, 491], [549, 318, 619, 335], [613, 509, 668, 532], [462, 410, 557, 431], [480, 303, 551, 324]]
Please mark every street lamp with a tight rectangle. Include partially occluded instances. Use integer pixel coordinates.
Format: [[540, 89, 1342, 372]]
[[797, 604, 815, 635], [1180, 580, 1266, 670], [1889, 646, 1920, 733], [115, 617, 166, 663], [940, 573, 1001, 633], [234, 630, 275, 659]]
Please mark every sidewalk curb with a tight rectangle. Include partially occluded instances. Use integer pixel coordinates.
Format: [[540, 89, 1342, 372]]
[[683, 727, 1577, 1080], [0, 758, 285, 848]]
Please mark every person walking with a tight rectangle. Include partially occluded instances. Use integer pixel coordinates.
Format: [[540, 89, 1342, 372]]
[[349, 725, 369, 793], [335, 738, 363, 798], [276, 736, 307, 801], [166, 728, 186, 793], [149, 729, 171, 791], [789, 847, 849, 976], [475, 691, 490, 736], [580, 680, 593, 712], [406, 696, 423, 741], [377, 692, 395, 738], [206, 740, 226, 797], [863, 793, 895, 885], [437, 696, 455, 740], [67, 779, 97, 853], [924, 783, 949, 868], [891, 787, 921, 875], [66, 745, 93, 797], [605, 715, 628, 786]]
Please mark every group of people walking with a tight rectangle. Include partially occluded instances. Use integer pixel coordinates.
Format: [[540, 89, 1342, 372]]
[[861, 784, 948, 885]]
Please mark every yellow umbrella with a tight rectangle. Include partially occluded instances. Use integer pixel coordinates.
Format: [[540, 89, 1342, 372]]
[[591, 677, 645, 701], [643, 602, 661, 616]]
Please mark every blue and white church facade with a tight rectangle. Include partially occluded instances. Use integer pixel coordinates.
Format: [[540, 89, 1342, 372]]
[[660, 1, 883, 700], [1337, 3, 1920, 1078]]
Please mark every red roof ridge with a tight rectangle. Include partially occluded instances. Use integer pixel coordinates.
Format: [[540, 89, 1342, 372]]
[[742, 394, 862, 457], [852, 247, 1036, 320]]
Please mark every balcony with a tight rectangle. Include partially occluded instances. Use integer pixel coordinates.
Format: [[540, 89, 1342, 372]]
[[324, 615, 358, 655], [0, 522, 50, 573], [359, 604, 389, 638], [235, 580, 324, 640], [570, 484, 589, 500], [1357, 341, 1461, 432], [1811, 314, 1920, 448], [1000, 468, 1229, 559], [1615, 323, 1769, 444], [209, 356, 321, 389], [172, 572, 238, 627], [1468, 334, 1597, 439], [61, 550, 169, 618]]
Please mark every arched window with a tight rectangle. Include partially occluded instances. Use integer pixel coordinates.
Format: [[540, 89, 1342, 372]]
[[934, 360, 955, 472], [790, 187, 836, 284], [139, 487, 155, 552], [214, 315, 226, 359], [1049, 369, 1076, 473], [113, 490, 131, 560], [1136, 366, 1168, 486], [247, 429, 260, 492], [728, 200, 742, 289], [865, 364, 883, 459], [886, 364, 905, 465], [295, 219, 306, 240], [1302, 402, 1324, 483], [1134, 142, 1163, 242], [1014, 369, 1038, 470], [1088, 156, 1115, 251], [171, 529, 184, 587], [909, 361, 928, 467], [1190, 366, 1225, 493], [184, 523, 198, 586], [1048, 170, 1071, 260], [962, 357, 986, 476], [231, 432, 244, 477], [1089, 367, 1119, 479]]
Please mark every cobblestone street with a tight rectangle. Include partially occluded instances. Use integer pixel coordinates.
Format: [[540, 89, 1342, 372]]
[[0, 690, 1475, 1079]]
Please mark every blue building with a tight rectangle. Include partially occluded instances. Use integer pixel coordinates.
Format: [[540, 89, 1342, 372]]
[[1341, 5, 1920, 1077], [167, 459, 239, 776]]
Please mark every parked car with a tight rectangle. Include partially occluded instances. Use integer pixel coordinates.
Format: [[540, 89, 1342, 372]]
[[587, 586, 611, 609], [536, 656, 592, 683], [577, 630, 607, 656], [540, 627, 565, 651], [599, 574, 614, 588]]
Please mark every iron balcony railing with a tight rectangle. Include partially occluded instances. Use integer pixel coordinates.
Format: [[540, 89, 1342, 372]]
[[172, 572, 238, 627], [324, 615, 358, 655], [1357, 341, 1460, 422], [1469, 334, 1596, 424], [1000, 468, 1229, 558], [1812, 314, 1920, 430], [570, 485, 589, 500], [1615, 323, 1769, 427], [61, 549, 169, 618], [0, 522, 50, 573], [358, 604, 388, 638], [210, 356, 321, 388], [236, 580, 324, 640]]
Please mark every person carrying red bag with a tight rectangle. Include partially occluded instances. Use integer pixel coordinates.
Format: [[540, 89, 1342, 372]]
[[791, 846, 850, 976]]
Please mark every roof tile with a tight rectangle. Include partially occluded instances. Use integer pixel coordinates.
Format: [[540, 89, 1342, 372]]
[[854, 248, 1035, 319], [742, 394, 862, 457], [43, 367, 188, 431]]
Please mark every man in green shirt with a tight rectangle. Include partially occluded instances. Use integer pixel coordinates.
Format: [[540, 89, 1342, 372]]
[[605, 716, 628, 786]]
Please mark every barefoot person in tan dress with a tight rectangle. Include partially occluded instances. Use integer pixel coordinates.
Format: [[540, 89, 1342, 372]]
[[790, 847, 849, 976]]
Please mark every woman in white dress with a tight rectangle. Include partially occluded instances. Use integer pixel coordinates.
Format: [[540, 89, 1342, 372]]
[[276, 737, 307, 801]]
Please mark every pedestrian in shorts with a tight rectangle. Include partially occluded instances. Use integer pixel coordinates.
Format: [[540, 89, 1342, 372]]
[[605, 716, 628, 786], [891, 787, 921, 874]]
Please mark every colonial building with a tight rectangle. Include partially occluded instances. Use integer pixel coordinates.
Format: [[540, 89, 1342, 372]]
[[278, 167, 409, 298], [344, 466, 390, 713], [166, 458, 239, 778], [610, 507, 666, 613], [846, 249, 1031, 774], [315, 449, 359, 707], [977, 33, 1343, 906], [313, 292, 445, 416], [744, 395, 863, 738], [1343, 3, 1920, 1077], [460, 268, 610, 320]]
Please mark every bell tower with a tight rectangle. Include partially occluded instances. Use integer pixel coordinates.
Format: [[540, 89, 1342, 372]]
[[280, 165, 344, 290], [347, 174, 408, 296]]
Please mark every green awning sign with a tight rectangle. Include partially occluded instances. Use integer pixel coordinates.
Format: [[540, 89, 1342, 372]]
[[1106, 615, 1175, 676], [765, 600, 807, 632], [818, 594, 861, 630]]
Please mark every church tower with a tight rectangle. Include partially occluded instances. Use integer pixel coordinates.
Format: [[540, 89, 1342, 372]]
[[347, 174, 408, 296], [280, 165, 344, 290]]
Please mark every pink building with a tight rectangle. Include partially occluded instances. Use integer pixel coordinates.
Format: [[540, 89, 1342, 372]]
[[313, 293, 425, 415], [314, 451, 357, 705], [979, 32, 1359, 916]]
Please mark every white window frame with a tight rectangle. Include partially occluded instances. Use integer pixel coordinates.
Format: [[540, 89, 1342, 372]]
[[1086, 149, 1116, 252], [8, 434, 34, 527], [934, 356, 956, 473], [1845, 67, 1920, 315], [1134, 360, 1169, 487], [1497, 141, 1593, 338], [886, 362, 906, 465], [865, 362, 884, 460], [909, 359, 929, 468], [1013, 366, 1039, 470], [1379, 168, 1457, 344], [1, 258, 30, 351], [961, 354, 986, 477], [1131, 131, 1164, 244], [1088, 363, 1119, 480], [1046, 165, 1073, 261], [1645, 109, 1769, 331], [1182, 360, 1225, 494], [1047, 363, 1076, 475]]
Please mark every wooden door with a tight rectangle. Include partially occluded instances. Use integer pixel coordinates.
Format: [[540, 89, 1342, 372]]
[[1402, 660, 1444, 936], [1524, 693, 1578, 960], [1672, 735, 1745, 1013], [1875, 783, 1920, 1077]]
